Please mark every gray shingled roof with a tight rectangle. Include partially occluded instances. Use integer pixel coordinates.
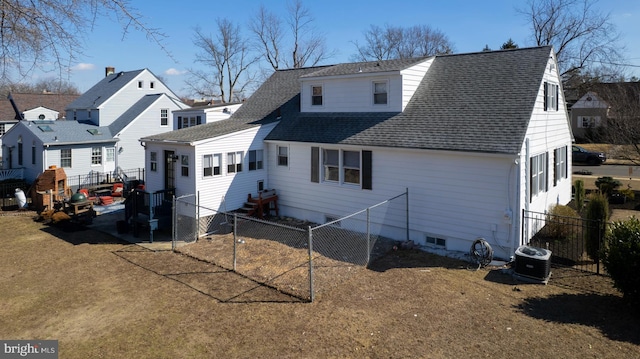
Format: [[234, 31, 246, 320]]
[[266, 46, 553, 154], [18, 120, 117, 146], [66, 70, 144, 109], [300, 57, 429, 78], [142, 66, 326, 143]]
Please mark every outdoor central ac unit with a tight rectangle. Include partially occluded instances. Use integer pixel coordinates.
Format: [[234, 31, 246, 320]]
[[514, 245, 551, 283]]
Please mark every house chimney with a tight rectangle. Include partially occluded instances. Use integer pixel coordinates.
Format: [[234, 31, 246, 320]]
[[106, 66, 115, 77]]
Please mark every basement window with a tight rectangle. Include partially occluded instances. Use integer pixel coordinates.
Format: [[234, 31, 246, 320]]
[[426, 235, 446, 247]]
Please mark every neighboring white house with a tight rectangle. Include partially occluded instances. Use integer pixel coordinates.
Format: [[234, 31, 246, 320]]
[[173, 102, 242, 129], [141, 46, 573, 260], [0, 92, 79, 162], [1, 68, 189, 183]]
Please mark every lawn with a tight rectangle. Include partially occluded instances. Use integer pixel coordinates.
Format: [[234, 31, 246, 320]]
[[1, 214, 639, 358]]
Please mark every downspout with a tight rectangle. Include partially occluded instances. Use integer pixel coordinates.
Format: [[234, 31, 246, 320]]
[[523, 138, 531, 248], [511, 157, 521, 259]]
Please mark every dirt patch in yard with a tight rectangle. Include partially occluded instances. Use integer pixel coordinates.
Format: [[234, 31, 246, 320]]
[[1, 215, 639, 358]]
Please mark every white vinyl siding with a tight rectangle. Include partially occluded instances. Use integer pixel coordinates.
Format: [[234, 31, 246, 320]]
[[269, 142, 522, 259], [146, 123, 277, 215]]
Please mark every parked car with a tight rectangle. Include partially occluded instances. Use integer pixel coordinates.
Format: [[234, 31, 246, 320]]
[[572, 145, 606, 165]]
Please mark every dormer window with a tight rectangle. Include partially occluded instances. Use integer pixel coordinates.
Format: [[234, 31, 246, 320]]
[[373, 81, 388, 105], [312, 85, 323, 106]]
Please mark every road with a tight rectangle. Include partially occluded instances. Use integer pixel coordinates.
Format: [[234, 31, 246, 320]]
[[573, 164, 640, 190], [573, 164, 640, 178]]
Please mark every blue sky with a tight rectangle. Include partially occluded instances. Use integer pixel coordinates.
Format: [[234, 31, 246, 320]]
[[57, 0, 640, 96]]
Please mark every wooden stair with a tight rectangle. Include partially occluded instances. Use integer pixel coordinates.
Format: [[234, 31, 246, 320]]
[[238, 189, 279, 219]]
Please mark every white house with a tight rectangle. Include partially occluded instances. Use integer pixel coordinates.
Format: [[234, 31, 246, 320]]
[[173, 102, 242, 129], [1, 68, 189, 183], [141, 46, 572, 260], [0, 92, 79, 162]]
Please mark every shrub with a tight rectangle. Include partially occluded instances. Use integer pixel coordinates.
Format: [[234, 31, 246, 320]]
[[602, 218, 640, 304], [595, 176, 621, 197], [584, 192, 609, 261], [542, 204, 580, 240], [618, 188, 635, 201], [574, 179, 585, 211]]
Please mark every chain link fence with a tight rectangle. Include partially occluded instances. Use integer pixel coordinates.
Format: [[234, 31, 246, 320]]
[[173, 191, 408, 302]]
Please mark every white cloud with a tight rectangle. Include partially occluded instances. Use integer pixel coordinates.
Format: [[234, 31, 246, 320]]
[[72, 63, 96, 71], [164, 68, 187, 76]]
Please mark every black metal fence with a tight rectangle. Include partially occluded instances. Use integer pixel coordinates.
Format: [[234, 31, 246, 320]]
[[524, 209, 605, 274], [65, 168, 145, 194]]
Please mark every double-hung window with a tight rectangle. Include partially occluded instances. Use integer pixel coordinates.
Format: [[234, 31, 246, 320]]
[[61, 149, 72, 168], [544, 82, 559, 111], [106, 148, 115, 162], [150, 152, 157, 172], [91, 147, 102, 165], [277, 146, 288, 166], [530, 152, 548, 199], [554, 146, 567, 185], [343, 150, 360, 184], [373, 81, 388, 105], [161, 109, 168, 126], [248, 150, 263, 171], [181, 155, 189, 177], [312, 147, 372, 189], [578, 116, 600, 128], [323, 149, 339, 182], [311, 85, 323, 106], [227, 151, 243, 173], [203, 154, 222, 177]]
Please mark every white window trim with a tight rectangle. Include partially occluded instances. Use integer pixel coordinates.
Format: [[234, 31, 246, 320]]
[[311, 84, 323, 107], [372, 80, 388, 106], [60, 148, 72, 168], [530, 152, 548, 198], [203, 153, 222, 177], [91, 147, 102, 166], [277, 145, 289, 167], [321, 148, 361, 186], [161, 108, 169, 127], [150, 151, 157, 172], [248, 149, 264, 171], [227, 151, 243, 174]]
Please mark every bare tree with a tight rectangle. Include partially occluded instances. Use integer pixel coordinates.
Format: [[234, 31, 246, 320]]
[[189, 20, 258, 103], [250, 0, 333, 70], [0, 0, 167, 84], [0, 77, 80, 95], [590, 83, 640, 163], [352, 24, 453, 62], [520, 0, 624, 82]]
